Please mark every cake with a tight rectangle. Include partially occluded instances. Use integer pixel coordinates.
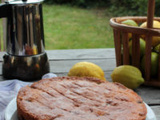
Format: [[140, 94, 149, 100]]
[[17, 76, 147, 120]]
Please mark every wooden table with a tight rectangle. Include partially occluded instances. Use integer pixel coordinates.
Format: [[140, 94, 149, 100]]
[[0, 48, 160, 119]]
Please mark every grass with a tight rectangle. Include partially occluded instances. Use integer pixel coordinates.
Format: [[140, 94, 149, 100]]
[[0, 19, 5, 51], [43, 4, 114, 50], [0, 4, 114, 50]]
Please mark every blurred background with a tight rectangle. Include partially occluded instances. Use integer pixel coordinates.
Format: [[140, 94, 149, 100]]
[[1, 0, 160, 50]]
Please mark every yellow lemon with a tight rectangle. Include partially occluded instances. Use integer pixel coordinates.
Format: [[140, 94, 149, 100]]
[[111, 65, 144, 89], [140, 20, 160, 28], [121, 19, 138, 39], [140, 20, 160, 47], [68, 62, 106, 81]]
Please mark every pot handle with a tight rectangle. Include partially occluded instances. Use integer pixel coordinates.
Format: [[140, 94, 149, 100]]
[[0, 3, 11, 18]]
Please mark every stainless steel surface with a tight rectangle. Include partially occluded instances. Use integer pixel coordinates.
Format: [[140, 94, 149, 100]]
[[7, 0, 44, 5], [6, 2, 45, 55], [0, 0, 50, 80], [2, 52, 50, 81]]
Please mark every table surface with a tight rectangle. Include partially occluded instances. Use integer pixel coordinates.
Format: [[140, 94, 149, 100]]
[[0, 48, 160, 119]]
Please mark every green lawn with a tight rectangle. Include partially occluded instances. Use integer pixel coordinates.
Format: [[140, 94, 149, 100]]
[[0, 4, 114, 50], [43, 4, 114, 50]]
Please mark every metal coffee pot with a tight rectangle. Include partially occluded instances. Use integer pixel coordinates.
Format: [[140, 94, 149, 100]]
[[0, 0, 50, 81]]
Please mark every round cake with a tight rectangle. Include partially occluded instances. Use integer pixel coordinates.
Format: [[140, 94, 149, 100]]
[[17, 76, 147, 120]]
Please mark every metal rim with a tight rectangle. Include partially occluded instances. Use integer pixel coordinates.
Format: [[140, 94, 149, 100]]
[[6, 0, 44, 5]]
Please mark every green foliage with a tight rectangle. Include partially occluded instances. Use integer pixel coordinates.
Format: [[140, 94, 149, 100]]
[[44, 0, 111, 8], [109, 0, 160, 16], [155, 0, 160, 16], [44, 0, 160, 17]]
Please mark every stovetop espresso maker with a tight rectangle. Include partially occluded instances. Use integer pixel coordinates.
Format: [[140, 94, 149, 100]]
[[0, 0, 50, 80]]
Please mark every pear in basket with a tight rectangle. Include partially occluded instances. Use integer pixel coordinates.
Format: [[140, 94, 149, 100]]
[[121, 19, 138, 39], [141, 52, 159, 77], [153, 43, 160, 53], [129, 38, 146, 57]]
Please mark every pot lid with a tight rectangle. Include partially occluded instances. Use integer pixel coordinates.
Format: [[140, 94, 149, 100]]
[[6, 0, 44, 5]]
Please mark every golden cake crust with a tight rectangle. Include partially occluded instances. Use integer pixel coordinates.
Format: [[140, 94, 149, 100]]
[[17, 76, 147, 120]]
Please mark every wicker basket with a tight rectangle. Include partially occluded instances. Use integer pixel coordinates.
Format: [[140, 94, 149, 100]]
[[110, 0, 160, 87]]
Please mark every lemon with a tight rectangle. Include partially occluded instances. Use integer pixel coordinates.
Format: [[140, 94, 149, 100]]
[[129, 38, 146, 57], [121, 19, 138, 39], [140, 20, 160, 28], [141, 52, 159, 77], [68, 62, 106, 81], [111, 65, 144, 89], [140, 20, 160, 47]]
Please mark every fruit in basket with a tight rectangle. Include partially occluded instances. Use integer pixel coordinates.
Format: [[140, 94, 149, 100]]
[[140, 20, 160, 47], [141, 52, 159, 77], [68, 62, 106, 81], [129, 38, 146, 57], [121, 19, 138, 27], [140, 20, 160, 28], [121, 19, 138, 39], [111, 65, 144, 89], [153, 43, 160, 53]]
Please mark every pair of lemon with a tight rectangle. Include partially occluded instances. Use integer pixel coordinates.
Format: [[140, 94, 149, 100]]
[[68, 62, 144, 89], [67, 20, 160, 90]]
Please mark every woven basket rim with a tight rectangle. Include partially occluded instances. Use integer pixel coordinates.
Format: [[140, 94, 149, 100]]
[[110, 16, 160, 36]]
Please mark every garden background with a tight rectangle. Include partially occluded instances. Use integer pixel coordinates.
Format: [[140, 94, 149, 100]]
[[2, 0, 160, 50]]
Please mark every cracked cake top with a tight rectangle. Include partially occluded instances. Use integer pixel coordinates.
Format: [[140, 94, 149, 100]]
[[17, 76, 147, 120]]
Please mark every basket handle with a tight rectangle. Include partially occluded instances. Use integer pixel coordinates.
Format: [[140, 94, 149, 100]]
[[145, 0, 155, 81], [147, 0, 155, 28]]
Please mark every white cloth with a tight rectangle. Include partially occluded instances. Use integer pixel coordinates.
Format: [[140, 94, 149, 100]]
[[0, 73, 57, 120]]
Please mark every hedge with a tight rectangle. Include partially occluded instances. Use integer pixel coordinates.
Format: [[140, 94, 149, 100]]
[[43, 0, 160, 17], [44, 0, 111, 8], [109, 0, 160, 16]]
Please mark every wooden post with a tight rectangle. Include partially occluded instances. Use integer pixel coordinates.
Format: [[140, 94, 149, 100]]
[[122, 32, 130, 65], [132, 34, 140, 69], [113, 29, 122, 66], [145, 0, 155, 81]]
